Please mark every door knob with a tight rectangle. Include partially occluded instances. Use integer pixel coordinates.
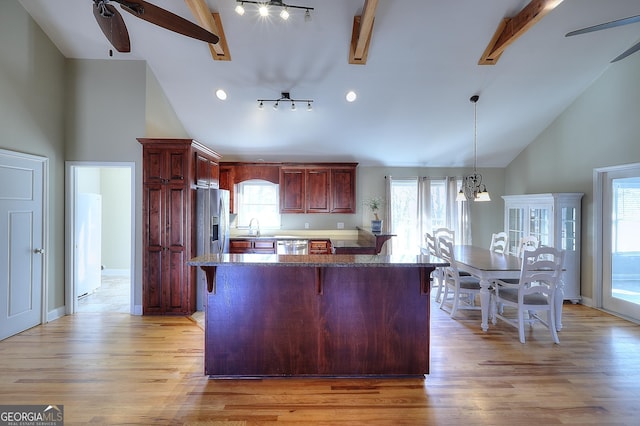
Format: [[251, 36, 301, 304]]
[[34, 248, 45, 254]]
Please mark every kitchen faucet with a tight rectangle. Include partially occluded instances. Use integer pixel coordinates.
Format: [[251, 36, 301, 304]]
[[248, 217, 260, 236]]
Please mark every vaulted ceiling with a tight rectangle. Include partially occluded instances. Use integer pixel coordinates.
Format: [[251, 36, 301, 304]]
[[19, 0, 640, 166]]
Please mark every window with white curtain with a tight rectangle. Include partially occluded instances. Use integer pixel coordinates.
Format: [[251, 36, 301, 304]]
[[389, 178, 419, 255], [388, 177, 464, 255]]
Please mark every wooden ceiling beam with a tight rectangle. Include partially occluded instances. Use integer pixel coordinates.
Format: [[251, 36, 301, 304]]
[[349, 0, 378, 65], [184, 0, 231, 61], [479, 0, 564, 65]]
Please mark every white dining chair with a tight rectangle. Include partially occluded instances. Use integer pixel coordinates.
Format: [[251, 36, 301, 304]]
[[516, 235, 539, 258], [491, 246, 565, 344], [425, 232, 445, 302], [433, 227, 455, 245], [437, 238, 482, 318], [489, 232, 508, 254], [434, 227, 471, 276]]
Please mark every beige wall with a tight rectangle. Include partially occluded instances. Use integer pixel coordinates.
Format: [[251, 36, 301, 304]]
[[0, 1, 66, 313], [3, 2, 191, 315], [64, 58, 146, 309], [505, 52, 640, 300]]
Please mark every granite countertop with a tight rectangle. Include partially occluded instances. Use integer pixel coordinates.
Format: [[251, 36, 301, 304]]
[[188, 253, 448, 268]]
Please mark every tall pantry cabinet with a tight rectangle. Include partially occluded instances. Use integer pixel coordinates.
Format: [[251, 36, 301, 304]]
[[503, 193, 583, 303], [138, 138, 221, 315]]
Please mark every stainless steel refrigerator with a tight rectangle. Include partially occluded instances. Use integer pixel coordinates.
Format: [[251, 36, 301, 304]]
[[195, 188, 230, 311]]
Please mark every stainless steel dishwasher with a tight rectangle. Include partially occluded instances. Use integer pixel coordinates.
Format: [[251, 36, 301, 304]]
[[276, 240, 309, 255]]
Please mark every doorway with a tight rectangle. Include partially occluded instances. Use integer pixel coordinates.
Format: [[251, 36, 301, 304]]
[[596, 163, 640, 322], [66, 162, 134, 314]]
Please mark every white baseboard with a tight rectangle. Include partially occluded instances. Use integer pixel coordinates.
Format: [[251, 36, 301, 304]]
[[47, 306, 66, 323], [580, 296, 593, 307]]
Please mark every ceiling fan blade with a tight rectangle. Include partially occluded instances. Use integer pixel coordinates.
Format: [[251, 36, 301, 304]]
[[116, 0, 219, 45], [93, 2, 131, 52], [611, 39, 640, 62], [566, 14, 640, 37]]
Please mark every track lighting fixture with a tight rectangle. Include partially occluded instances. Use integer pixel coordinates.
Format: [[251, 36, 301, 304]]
[[235, 1, 314, 21], [257, 92, 313, 111]]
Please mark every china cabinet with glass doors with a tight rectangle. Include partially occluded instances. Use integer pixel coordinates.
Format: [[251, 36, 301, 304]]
[[503, 193, 583, 303]]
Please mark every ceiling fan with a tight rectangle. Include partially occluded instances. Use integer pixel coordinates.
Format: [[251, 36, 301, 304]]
[[92, 0, 219, 53], [566, 14, 640, 62]]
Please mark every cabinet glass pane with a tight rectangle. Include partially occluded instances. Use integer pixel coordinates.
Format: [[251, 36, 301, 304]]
[[561, 207, 576, 251], [529, 208, 550, 246], [507, 208, 524, 255]]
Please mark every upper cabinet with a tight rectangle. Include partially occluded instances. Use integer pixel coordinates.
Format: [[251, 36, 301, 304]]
[[194, 150, 220, 188], [280, 163, 357, 214], [221, 162, 357, 214], [330, 167, 357, 213]]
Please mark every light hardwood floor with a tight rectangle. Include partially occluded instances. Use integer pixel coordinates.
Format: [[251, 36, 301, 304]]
[[1, 299, 639, 425]]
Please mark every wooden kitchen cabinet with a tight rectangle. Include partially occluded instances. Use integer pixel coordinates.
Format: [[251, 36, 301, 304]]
[[138, 138, 221, 315], [308, 239, 332, 254], [280, 167, 306, 213], [229, 239, 276, 254], [306, 169, 331, 213], [195, 151, 219, 188], [280, 163, 357, 214], [219, 165, 235, 213], [331, 167, 356, 213]]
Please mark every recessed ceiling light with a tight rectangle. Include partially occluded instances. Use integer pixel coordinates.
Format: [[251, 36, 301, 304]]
[[346, 91, 357, 102], [215, 89, 227, 100]]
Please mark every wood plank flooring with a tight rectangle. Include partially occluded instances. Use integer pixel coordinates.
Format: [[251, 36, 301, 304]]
[[1, 299, 639, 425]]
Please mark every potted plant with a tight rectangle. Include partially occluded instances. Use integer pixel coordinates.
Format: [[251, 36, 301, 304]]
[[365, 196, 384, 233]]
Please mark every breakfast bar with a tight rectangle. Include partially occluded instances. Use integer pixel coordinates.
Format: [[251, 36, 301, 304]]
[[189, 253, 447, 378]]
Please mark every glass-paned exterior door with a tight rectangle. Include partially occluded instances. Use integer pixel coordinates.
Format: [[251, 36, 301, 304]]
[[603, 168, 640, 320]]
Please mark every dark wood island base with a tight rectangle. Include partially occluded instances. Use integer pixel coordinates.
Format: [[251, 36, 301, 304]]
[[189, 254, 447, 378]]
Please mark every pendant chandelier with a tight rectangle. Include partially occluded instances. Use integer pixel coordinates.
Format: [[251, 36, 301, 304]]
[[457, 94, 491, 202]]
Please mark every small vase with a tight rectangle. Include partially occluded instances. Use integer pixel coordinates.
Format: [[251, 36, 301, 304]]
[[371, 220, 383, 233]]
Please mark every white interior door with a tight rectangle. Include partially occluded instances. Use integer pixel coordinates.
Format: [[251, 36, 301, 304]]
[[602, 164, 640, 321], [0, 149, 46, 340]]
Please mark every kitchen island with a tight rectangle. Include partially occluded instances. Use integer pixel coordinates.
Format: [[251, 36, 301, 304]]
[[188, 253, 447, 378]]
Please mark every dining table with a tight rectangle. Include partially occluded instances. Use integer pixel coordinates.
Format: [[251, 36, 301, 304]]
[[452, 245, 565, 332]]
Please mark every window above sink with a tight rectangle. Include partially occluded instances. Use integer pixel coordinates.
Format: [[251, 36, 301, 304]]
[[236, 179, 281, 230]]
